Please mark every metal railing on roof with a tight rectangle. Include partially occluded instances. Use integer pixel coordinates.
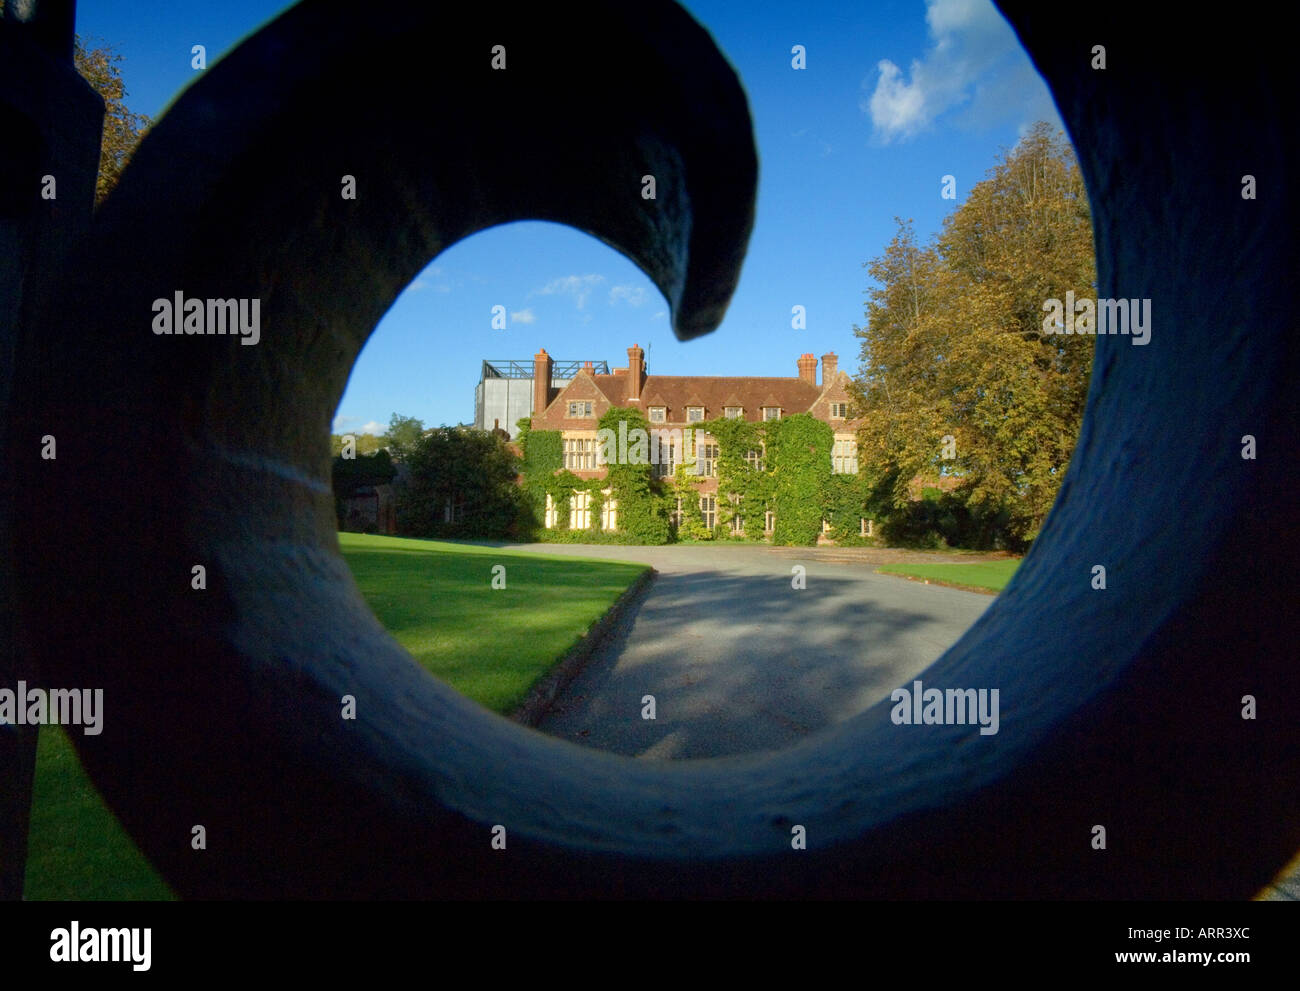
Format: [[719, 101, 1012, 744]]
[[481, 359, 610, 379]]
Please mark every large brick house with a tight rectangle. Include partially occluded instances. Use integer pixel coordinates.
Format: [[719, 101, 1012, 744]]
[[528, 344, 870, 537]]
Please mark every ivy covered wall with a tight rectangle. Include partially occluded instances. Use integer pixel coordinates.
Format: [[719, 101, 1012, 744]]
[[518, 410, 871, 547], [517, 409, 671, 544], [689, 413, 841, 546]]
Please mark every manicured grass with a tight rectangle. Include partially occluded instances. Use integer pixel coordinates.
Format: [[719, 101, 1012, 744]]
[[335, 533, 648, 713], [24, 533, 647, 899], [876, 558, 1021, 593]]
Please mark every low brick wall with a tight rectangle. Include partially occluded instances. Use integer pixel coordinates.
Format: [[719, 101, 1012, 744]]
[[509, 567, 657, 727]]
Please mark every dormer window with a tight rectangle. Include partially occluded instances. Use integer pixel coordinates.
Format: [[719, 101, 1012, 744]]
[[567, 401, 593, 418], [649, 407, 666, 423], [686, 406, 705, 423], [830, 402, 849, 418], [762, 407, 782, 421], [724, 406, 743, 419]]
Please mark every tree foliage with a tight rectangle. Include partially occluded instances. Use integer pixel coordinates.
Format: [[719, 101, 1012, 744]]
[[850, 122, 1096, 548], [394, 426, 522, 539], [383, 413, 426, 464], [331, 449, 396, 530], [329, 432, 385, 457], [72, 36, 151, 205]]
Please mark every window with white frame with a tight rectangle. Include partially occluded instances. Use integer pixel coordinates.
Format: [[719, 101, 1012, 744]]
[[699, 495, 716, 530], [860, 517, 872, 537], [601, 492, 617, 530], [764, 509, 775, 532], [744, 446, 765, 471], [570, 490, 590, 529], [830, 402, 849, 418], [762, 407, 782, 421], [649, 407, 666, 423], [567, 400, 593, 418], [653, 442, 675, 478], [728, 493, 743, 535], [686, 406, 704, 423], [698, 443, 718, 477], [564, 437, 597, 470], [832, 438, 858, 474], [544, 493, 557, 529], [724, 406, 743, 419], [670, 497, 684, 528]]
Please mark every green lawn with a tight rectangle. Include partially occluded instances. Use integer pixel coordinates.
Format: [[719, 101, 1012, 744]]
[[336, 533, 647, 713], [23, 533, 647, 900], [876, 558, 1021, 593]]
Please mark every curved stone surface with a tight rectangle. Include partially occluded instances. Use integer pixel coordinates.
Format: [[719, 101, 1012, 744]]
[[9, 1, 1298, 897]]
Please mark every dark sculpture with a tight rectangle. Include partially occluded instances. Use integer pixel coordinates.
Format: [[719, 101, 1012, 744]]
[[1, 0, 1296, 898]]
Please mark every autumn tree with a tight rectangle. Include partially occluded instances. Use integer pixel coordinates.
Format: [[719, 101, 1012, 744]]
[[851, 122, 1096, 547], [72, 36, 151, 205]]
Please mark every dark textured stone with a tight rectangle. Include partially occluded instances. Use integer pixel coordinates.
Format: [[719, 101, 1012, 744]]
[[0, 6, 101, 900], [5, 0, 1297, 898]]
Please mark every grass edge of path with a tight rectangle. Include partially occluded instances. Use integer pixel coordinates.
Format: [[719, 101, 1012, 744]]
[[875, 558, 1021, 594]]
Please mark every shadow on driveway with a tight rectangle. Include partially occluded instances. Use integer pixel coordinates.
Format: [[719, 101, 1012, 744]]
[[536, 562, 992, 760]]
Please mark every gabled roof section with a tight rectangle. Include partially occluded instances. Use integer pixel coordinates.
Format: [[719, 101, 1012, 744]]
[[809, 370, 867, 430], [531, 368, 613, 430]]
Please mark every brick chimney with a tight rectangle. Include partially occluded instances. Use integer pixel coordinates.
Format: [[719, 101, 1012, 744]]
[[533, 348, 552, 416], [627, 344, 645, 400], [821, 352, 838, 385], [797, 352, 817, 385]]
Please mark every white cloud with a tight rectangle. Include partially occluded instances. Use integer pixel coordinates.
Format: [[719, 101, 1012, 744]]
[[609, 285, 648, 307], [863, 0, 1058, 143], [408, 265, 454, 293], [534, 274, 605, 309], [511, 308, 536, 324], [333, 416, 387, 436]]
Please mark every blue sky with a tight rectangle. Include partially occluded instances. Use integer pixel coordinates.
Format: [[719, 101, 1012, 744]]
[[77, 0, 1062, 436]]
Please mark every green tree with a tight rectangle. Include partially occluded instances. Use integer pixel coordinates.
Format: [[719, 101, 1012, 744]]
[[72, 35, 151, 205], [395, 426, 522, 539], [851, 122, 1096, 548], [383, 413, 426, 464], [332, 449, 396, 531], [329, 432, 385, 457]]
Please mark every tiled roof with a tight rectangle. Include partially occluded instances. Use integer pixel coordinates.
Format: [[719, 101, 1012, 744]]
[[609, 375, 822, 423], [531, 354, 866, 430]]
